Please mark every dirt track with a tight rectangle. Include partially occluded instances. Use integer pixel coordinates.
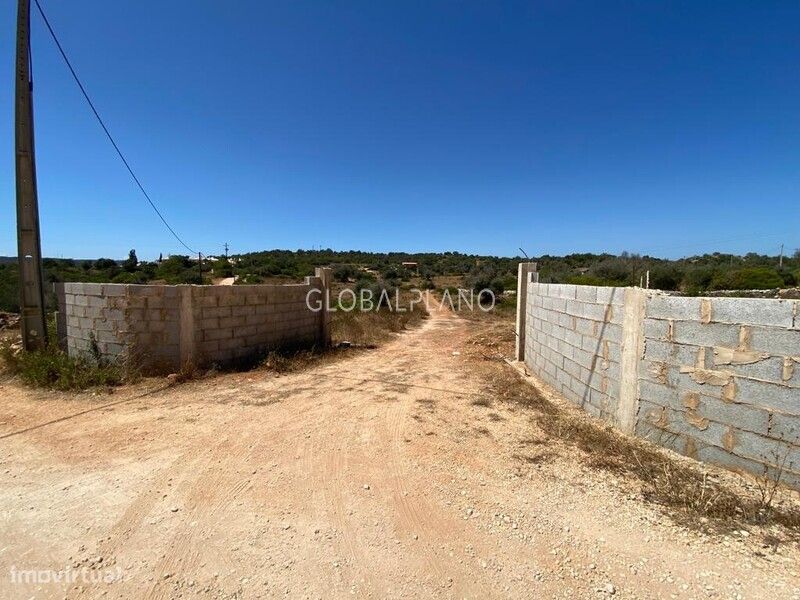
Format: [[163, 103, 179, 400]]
[[1, 308, 798, 599]]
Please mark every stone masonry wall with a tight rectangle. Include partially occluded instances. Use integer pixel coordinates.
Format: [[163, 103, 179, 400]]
[[519, 277, 800, 488], [55, 271, 330, 373]]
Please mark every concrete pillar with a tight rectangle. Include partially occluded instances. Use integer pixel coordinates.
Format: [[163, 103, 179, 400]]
[[515, 262, 538, 362], [618, 287, 646, 433], [179, 285, 196, 370], [315, 267, 333, 348]]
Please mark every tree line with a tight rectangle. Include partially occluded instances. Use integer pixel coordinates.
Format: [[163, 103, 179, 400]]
[[0, 248, 797, 313]]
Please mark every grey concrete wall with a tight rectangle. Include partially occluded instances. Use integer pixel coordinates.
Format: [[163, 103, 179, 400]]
[[520, 280, 800, 488], [523, 282, 627, 423], [636, 294, 800, 488], [54, 271, 330, 373]]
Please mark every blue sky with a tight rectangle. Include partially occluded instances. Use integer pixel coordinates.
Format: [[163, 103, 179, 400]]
[[1, 1, 798, 260]]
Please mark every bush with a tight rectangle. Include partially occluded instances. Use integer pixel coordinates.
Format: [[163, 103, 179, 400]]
[[681, 266, 715, 294], [0, 316, 126, 390], [648, 266, 682, 290], [780, 270, 797, 286], [333, 264, 360, 283], [0, 338, 125, 391], [588, 257, 633, 285], [565, 274, 610, 286], [465, 266, 508, 296], [710, 267, 784, 291]]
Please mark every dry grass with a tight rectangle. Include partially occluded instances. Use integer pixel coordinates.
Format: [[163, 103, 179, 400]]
[[457, 306, 800, 536], [330, 299, 428, 347], [487, 364, 800, 534]]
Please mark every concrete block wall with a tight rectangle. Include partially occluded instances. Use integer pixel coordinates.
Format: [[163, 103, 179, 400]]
[[636, 294, 800, 488], [519, 277, 800, 488], [56, 282, 182, 371], [523, 282, 627, 423], [189, 283, 322, 366], [55, 270, 330, 373]]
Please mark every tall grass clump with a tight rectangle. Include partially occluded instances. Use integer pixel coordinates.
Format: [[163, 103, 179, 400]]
[[0, 333, 126, 391]]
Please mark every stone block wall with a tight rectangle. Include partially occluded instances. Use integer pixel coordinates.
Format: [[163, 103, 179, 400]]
[[518, 277, 800, 488], [54, 269, 331, 373]]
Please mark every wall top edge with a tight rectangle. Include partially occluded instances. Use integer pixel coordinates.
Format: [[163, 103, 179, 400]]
[[62, 282, 320, 290], [532, 283, 797, 304]]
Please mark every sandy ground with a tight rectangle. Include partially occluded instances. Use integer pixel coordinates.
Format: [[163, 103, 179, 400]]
[[0, 308, 798, 599]]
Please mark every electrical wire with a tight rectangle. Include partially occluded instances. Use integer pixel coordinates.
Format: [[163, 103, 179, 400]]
[[32, 0, 198, 255]]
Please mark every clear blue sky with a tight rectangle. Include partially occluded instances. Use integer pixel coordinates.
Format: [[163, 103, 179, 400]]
[[1, 1, 798, 261]]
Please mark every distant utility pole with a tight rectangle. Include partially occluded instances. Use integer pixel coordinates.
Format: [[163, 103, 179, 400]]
[[224, 242, 229, 260], [15, 0, 47, 350], [198, 252, 203, 282], [779, 244, 784, 269]]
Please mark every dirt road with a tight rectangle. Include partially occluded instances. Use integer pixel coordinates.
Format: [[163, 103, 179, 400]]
[[1, 308, 798, 599]]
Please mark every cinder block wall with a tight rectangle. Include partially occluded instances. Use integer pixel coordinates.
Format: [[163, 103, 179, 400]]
[[57, 282, 182, 371], [637, 295, 799, 488], [191, 284, 322, 366], [55, 272, 330, 373], [519, 280, 800, 488], [523, 283, 626, 422]]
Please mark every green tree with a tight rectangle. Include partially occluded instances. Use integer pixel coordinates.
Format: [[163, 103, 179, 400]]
[[123, 249, 138, 272]]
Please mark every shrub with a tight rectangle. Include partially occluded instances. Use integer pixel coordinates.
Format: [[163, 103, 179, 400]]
[[333, 264, 360, 283], [588, 257, 633, 285], [780, 270, 797, 286], [566, 274, 610, 286], [710, 267, 784, 291], [681, 266, 715, 294], [0, 339, 125, 391], [648, 266, 683, 290], [465, 266, 508, 295]]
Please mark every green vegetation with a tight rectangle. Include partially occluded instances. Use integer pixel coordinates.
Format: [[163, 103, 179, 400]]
[[0, 254, 203, 312], [1, 248, 798, 313], [0, 342, 124, 390], [0, 321, 126, 391]]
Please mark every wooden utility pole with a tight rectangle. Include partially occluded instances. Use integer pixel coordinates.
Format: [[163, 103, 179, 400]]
[[779, 244, 784, 269], [15, 0, 48, 350]]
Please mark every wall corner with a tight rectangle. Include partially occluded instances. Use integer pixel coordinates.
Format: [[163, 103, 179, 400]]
[[315, 267, 333, 348], [179, 285, 196, 370], [515, 262, 537, 362]]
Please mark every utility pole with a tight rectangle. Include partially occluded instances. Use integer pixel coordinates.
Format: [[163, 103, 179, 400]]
[[15, 0, 48, 350], [779, 243, 784, 269], [198, 252, 203, 282], [223, 242, 229, 260]]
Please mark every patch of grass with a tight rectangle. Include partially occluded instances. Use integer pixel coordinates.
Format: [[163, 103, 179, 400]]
[[0, 337, 126, 391], [260, 348, 323, 374], [471, 397, 493, 407], [330, 298, 428, 346]]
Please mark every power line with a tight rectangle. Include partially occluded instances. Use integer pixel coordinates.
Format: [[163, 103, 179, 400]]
[[32, 0, 197, 255]]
